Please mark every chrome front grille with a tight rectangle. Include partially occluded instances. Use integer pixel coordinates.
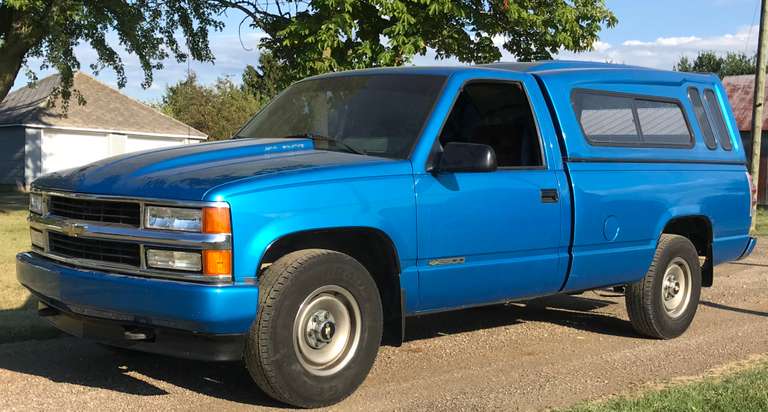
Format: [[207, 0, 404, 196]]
[[49, 196, 141, 226], [28, 190, 232, 283], [48, 232, 141, 267]]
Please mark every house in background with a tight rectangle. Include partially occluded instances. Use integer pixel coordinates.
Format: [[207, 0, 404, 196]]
[[0, 72, 206, 190], [723, 74, 768, 205]]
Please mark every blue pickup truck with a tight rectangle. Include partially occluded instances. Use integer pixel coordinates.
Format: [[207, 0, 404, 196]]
[[17, 61, 756, 407]]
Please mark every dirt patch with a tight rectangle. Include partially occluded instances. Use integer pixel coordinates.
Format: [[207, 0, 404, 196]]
[[0, 245, 766, 411]]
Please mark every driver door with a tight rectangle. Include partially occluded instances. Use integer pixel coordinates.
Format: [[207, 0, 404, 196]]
[[415, 78, 568, 311]]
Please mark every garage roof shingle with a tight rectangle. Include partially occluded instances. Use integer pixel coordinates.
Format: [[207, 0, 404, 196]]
[[0, 72, 206, 138], [723, 75, 766, 132]]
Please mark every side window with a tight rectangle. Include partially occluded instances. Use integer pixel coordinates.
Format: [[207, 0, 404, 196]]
[[572, 91, 692, 147], [573, 93, 640, 144], [688, 88, 717, 150], [703, 89, 733, 151], [438, 82, 543, 167], [635, 99, 691, 145]]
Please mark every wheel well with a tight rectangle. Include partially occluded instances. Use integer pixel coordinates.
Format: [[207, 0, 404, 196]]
[[260, 228, 404, 345], [662, 216, 713, 287]]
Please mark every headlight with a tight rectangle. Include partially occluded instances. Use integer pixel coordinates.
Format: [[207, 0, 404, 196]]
[[145, 206, 202, 232], [146, 249, 202, 272], [29, 193, 43, 214]]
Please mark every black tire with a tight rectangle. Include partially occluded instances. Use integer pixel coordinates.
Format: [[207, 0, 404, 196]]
[[245, 249, 383, 408], [626, 234, 702, 339]]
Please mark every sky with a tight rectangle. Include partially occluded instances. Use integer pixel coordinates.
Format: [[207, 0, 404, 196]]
[[9, 0, 764, 102]]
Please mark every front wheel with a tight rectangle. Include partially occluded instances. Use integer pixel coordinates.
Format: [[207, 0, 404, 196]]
[[245, 249, 383, 408], [625, 234, 702, 339]]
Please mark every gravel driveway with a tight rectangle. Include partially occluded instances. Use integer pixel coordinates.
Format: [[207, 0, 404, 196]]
[[1, 245, 767, 411]]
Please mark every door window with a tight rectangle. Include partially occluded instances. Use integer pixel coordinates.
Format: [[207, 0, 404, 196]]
[[438, 82, 543, 168]]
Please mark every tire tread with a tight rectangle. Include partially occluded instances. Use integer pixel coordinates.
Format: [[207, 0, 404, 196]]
[[625, 234, 700, 339], [245, 249, 336, 406]]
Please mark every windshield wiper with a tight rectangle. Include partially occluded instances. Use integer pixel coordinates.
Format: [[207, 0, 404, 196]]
[[281, 133, 367, 156]]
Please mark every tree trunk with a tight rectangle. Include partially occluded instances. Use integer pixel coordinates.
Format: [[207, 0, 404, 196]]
[[0, 7, 43, 102], [0, 44, 30, 103]]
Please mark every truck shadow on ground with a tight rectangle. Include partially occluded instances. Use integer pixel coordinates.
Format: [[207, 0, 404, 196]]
[[0, 296, 62, 344], [0, 292, 635, 408], [700, 300, 768, 317], [404, 292, 637, 341]]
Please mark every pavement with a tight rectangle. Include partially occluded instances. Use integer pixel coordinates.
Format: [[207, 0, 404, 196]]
[[1, 245, 767, 411]]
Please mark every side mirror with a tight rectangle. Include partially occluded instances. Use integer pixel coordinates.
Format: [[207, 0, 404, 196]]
[[437, 142, 497, 173]]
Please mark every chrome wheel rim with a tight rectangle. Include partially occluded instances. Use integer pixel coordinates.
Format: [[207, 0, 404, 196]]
[[293, 285, 361, 376], [661, 257, 692, 318]]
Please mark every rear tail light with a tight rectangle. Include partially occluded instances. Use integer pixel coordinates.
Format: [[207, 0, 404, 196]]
[[747, 172, 757, 216]]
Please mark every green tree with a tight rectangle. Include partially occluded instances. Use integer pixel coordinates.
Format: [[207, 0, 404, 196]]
[[674, 51, 756, 78], [720, 52, 757, 77], [159, 72, 263, 140], [217, 0, 617, 85], [2, 1, 617, 105], [0, 0, 224, 104], [241, 51, 290, 100]]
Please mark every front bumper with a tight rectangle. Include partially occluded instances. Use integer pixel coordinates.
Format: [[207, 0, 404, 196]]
[[17, 252, 259, 360], [36, 298, 245, 361]]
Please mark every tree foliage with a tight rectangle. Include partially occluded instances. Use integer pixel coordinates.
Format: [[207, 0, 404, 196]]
[[1, 0, 616, 106], [159, 72, 263, 140], [224, 0, 617, 84], [674, 51, 757, 78], [0, 0, 223, 104], [241, 51, 291, 100]]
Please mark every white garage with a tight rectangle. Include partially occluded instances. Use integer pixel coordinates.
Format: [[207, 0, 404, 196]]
[[0, 72, 207, 189]]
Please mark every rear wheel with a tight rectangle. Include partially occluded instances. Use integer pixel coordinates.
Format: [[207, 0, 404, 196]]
[[626, 234, 701, 339], [245, 249, 383, 408]]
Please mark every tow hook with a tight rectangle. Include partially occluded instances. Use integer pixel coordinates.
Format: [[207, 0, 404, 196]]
[[123, 327, 155, 341]]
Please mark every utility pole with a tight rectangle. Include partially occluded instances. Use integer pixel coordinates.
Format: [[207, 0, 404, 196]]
[[751, 0, 768, 233]]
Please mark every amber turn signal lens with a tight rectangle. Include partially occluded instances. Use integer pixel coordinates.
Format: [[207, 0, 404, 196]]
[[203, 250, 232, 276], [203, 207, 231, 234]]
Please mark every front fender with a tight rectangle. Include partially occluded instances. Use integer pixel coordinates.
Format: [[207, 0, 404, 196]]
[[210, 172, 418, 285]]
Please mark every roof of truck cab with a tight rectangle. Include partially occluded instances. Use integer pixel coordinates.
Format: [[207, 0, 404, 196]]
[[308, 60, 717, 83]]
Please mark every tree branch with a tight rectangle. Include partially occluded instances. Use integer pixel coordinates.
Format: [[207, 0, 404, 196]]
[[214, 0, 290, 23], [0, 5, 13, 39]]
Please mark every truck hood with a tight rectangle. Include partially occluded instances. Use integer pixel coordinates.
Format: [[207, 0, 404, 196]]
[[32, 138, 405, 200]]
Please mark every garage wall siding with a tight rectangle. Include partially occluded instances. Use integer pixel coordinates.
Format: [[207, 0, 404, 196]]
[[126, 135, 186, 152], [0, 126, 26, 186], [41, 129, 110, 174], [40, 128, 189, 175], [25, 128, 42, 187], [2, 127, 194, 186]]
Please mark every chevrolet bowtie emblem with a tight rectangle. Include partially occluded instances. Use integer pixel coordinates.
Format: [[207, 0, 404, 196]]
[[61, 223, 86, 237]]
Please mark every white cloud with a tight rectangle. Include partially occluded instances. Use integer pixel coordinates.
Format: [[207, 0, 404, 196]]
[[558, 25, 758, 69], [622, 36, 702, 47], [412, 26, 758, 72], [592, 40, 612, 52]]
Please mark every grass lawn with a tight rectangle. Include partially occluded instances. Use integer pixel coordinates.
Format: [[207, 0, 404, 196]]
[[0, 193, 59, 343], [565, 359, 768, 411], [756, 207, 768, 237]]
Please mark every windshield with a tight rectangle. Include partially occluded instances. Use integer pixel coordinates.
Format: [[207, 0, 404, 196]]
[[236, 74, 446, 159]]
